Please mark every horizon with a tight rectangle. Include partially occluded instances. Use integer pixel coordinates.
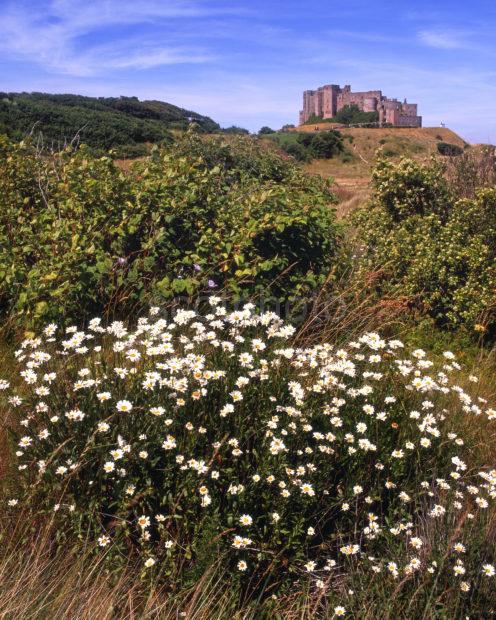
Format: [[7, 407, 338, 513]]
[[0, 0, 495, 143]]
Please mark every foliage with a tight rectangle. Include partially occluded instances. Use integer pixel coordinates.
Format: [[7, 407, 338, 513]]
[[267, 131, 344, 162], [353, 157, 496, 335], [258, 126, 275, 135], [306, 132, 344, 159], [303, 105, 379, 126], [0, 133, 339, 329], [437, 141, 464, 156], [444, 145, 496, 199], [221, 126, 250, 135], [0, 92, 219, 151], [1, 303, 495, 612]]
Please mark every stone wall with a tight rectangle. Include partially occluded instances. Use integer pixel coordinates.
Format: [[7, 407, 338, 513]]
[[299, 84, 422, 127]]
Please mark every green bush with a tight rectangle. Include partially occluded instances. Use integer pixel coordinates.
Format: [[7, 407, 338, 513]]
[[437, 142, 464, 156], [0, 134, 340, 328], [268, 131, 344, 162], [2, 304, 495, 607], [303, 105, 379, 126], [282, 141, 311, 162], [307, 132, 344, 159], [258, 126, 275, 135], [353, 157, 496, 334]]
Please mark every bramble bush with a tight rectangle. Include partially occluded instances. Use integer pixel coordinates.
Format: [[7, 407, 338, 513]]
[[353, 157, 496, 336], [0, 133, 340, 329], [1, 301, 495, 614]]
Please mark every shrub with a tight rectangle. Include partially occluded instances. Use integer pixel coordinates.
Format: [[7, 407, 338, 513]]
[[1, 301, 495, 610], [443, 145, 496, 199], [437, 142, 464, 156], [282, 141, 311, 162], [269, 131, 344, 162], [0, 134, 340, 329], [258, 126, 275, 135], [221, 126, 250, 135], [308, 131, 344, 159], [353, 157, 496, 334]]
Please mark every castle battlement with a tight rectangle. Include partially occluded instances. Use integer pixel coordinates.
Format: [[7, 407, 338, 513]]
[[299, 84, 422, 127]]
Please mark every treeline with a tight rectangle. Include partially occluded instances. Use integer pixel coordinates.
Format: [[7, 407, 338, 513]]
[[0, 92, 220, 153], [304, 104, 379, 126]]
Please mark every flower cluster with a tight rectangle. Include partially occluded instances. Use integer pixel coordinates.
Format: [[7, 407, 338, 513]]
[[1, 299, 495, 603]]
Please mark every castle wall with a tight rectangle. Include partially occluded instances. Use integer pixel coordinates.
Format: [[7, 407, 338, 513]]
[[299, 84, 421, 127], [336, 89, 382, 113]]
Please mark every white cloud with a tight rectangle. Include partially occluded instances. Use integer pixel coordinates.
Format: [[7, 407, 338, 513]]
[[0, 0, 228, 75], [417, 29, 468, 50]]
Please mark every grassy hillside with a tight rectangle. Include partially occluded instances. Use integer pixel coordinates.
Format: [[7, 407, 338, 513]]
[[0, 92, 220, 151], [300, 127, 471, 215]]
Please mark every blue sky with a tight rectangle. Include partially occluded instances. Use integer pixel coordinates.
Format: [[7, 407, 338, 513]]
[[0, 0, 495, 142]]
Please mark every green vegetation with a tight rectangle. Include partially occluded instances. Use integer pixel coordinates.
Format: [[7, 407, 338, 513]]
[[0, 131, 495, 619], [266, 130, 344, 162], [304, 104, 379, 126], [1, 305, 495, 618], [221, 126, 250, 135], [354, 156, 496, 336], [0, 132, 339, 329], [0, 92, 219, 151], [437, 141, 464, 156]]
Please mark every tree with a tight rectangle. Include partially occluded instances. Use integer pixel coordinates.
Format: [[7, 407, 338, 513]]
[[259, 126, 275, 135], [222, 126, 250, 135], [308, 131, 344, 159]]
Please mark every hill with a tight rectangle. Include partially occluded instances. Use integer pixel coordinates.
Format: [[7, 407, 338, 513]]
[[0, 92, 220, 151], [297, 126, 470, 215]]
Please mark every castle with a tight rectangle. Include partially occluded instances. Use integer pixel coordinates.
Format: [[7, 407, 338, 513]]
[[299, 84, 422, 127]]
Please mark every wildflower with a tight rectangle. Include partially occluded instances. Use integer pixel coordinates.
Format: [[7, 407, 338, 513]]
[[144, 557, 156, 568], [98, 535, 111, 547], [239, 514, 253, 526], [429, 505, 446, 518], [334, 606, 346, 617], [387, 562, 399, 577], [138, 516, 150, 528], [103, 462, 115, 473], [116, 400, 133, 413], [237, 560, 248, 571], [482, 564, 495, 577], [301, 483, 315, 496], [150, 407, 165, 417], [304, 560, 316, 572]]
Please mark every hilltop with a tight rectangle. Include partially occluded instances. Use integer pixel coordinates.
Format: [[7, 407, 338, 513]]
[[0, 92, 219, 152], [294, 126, 470, 215]]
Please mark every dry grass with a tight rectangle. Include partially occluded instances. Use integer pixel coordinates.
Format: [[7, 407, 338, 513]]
[[302, 126, 472, 217]]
